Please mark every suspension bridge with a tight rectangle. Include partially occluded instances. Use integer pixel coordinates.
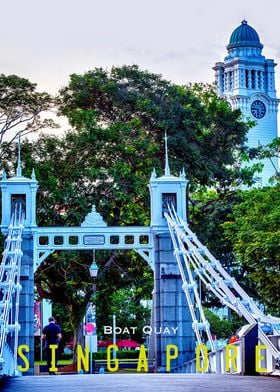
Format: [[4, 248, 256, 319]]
[[0, 135, 280, 379]]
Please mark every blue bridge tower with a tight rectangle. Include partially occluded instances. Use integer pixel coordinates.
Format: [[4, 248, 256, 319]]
[[0, 136, 195, 374], [0, 160, 38, 375], [149, 138, 195, 370]]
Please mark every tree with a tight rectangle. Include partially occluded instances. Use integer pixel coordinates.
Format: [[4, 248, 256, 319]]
[[1, 132, 154, 356], [59, 65, 252, 188], [1, 65, 256, 359], [95, 250, 153, 342], [222, 185, 280, 314], [0, 74, 57, 159], [258, 137, 280, 181], [35, 251, 96, 358], [203, 308, 239, 340]]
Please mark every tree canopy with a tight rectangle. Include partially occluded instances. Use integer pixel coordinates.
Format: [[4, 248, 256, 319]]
[[222, 185, 280, 314], [59, 65, 252, 188], [0, 74, 56, 159], [1, 65, 268, 356]]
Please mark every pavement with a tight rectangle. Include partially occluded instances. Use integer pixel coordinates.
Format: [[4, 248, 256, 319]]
[[0, 373, 279, 392]]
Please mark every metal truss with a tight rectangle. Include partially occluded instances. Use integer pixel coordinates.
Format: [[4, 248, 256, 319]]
[[34, 226, 154, 269]]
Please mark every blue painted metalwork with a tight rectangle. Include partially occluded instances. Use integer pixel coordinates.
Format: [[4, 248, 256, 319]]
[[34, 225, 153, 268], [0, 131, 194, 374], [1, 132, 280, 376], [165, 206, 280, 371], [0, 202, 24, 376]]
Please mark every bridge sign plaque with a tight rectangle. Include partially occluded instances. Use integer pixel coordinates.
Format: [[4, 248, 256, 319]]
[[83, 235, 105, 245]]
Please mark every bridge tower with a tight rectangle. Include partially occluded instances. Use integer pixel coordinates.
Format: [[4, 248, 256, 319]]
[[1, 134, 196, 375], [0, 152, 38, 375], [149, 135, 195, 370]]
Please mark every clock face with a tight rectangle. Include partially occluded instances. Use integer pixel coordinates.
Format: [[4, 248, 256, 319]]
[[251, 100, 266, 119]]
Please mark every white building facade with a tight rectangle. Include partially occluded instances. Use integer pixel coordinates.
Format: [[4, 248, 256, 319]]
[[213, 20, 279, 185]]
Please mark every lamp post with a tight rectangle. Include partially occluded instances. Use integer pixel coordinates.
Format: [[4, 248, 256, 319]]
[[87, 250, 99, 374], [112, 314, 116, 359], [89, 250, 99, 278]]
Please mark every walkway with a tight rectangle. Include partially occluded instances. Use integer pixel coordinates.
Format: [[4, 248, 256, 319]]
[[1, 374, 279, 392]]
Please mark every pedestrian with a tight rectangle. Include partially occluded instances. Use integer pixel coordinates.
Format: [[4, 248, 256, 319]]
[[42, 316, 62, 375]]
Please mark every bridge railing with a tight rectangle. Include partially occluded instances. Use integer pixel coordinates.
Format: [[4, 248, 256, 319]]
[[172, 341, 242, 374], [173, 335, 280, 374], [208, 342, 242, 374], [259, 334, 280, 373]]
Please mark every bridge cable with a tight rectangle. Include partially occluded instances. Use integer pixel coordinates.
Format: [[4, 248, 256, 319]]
[[165, 206, 280, 363], [0, 202, 24, 376]]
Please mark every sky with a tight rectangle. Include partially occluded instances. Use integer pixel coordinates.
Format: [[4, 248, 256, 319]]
[[1, 0, 280, 96]]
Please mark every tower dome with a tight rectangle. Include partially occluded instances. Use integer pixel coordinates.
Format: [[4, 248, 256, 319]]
[[227, 20, 263, 50]]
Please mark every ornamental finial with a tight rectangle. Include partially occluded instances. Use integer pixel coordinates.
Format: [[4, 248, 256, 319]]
[[242, 19, 247, 25], [16, 132, 22, 177], [150, 167, 157, 180], [180, 167, 186, 179], [164, 131, 171, 176], [31, 168, 36, 180], [2, 169, 7, 180], [81, 205, 107, 227]]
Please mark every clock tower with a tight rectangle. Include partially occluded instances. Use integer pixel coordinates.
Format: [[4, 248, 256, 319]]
[[213, 20, 279, 185]]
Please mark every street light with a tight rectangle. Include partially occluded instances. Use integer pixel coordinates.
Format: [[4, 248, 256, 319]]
[[89, 250, 99, 278], [89, 262, 99, 278], [87, 250, 98, 374]]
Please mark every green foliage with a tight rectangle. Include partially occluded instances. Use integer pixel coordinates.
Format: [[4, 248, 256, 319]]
[[190, 189, 238, 262], [2, 124, 154, 358], [95, 251, 153, 342], [204, 308, 233, 339], [0, 74, 57, 159], [189, 190, 242, 307], [93, 350, 141, 360], [109, 287, 151, 341], [203, 308, 244, 339], [59, 66, 252, 188], [35, 250, 96, 350], [258, 137, 280, 182], [0, 66, 258, 357], [53, 298, 79, 336], [222, 185, 280, 314]]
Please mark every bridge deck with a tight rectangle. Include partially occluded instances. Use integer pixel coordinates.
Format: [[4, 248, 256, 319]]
[[1, 374, 279, 392]]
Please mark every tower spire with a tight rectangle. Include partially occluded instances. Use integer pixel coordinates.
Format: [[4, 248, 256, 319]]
[[16, 132, 22, 177], [164, 131, 170, 176]]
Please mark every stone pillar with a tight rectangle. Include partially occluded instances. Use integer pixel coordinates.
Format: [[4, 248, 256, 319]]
[[153, 232, 195, 372], [18, 235, 35, 375], [224, 72, 228, 92], [248, 70, 252, 89], [260, 71, 264, 90], [213, 62, 224, 96]]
